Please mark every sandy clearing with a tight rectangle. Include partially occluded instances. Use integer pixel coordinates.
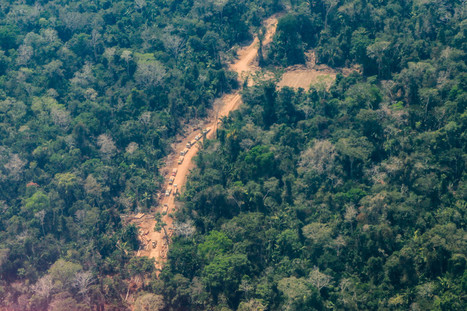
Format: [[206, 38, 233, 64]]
[[277, 69, 336, 90], [276, 51, 359, 91]]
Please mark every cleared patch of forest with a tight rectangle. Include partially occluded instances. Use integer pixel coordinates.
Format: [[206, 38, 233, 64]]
[[277, 67, 336, 90]]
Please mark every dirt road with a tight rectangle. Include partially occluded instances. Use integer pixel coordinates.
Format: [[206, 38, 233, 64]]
[[131, 16, 279, 272], [231, 16, 278, 77]]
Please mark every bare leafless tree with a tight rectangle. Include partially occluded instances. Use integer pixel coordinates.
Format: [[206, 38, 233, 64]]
[[0, 201, 8, 212], [0, 248, 9, 267], [134, 293, 165, 311], [139, 111, 151, 127], [135, 0, 147, 10], [333, 235, 346, 257], [121, 50, 132, 74], [135, 61, 166, 88], [344, 203, 357, 232], [90, 29, 102, 59], [4, 154, 26, 181], [308, 266, 332, 292], [84, 88, 98, 101], [299, 140, 337, 175], [103, 47, 117, 69], [74, 271, 94, 305], [17, 44, 33, 65], [32, 275, 54, 304], [173, 220, 196, 238], [323, 0, 338, 31], [71, 63, 95, 88], [302, 222, 332, 245], [84, 175, 103, 198], [125, 142, 139, 155], [239, 279, 254, 300], [162, 29, 184, 62], [238, 299, 266, 311], [97, 134, 117, 159], [35, 210, 46, 235], [51, 107, 71, 130], [277, 276, 311, 310], [60, 10, 87, 33]]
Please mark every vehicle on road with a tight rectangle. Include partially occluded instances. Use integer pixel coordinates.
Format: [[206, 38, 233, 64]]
[[165, 187, 172, 196], [178, 156, 184, 164], [169, 176, 175, 185], [172, 168, 178, 176], [180, 148, 189, 156], [195, 134, 202, 140]]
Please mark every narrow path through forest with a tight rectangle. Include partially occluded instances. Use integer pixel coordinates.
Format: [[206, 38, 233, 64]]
[[131, 15, 279, 272]]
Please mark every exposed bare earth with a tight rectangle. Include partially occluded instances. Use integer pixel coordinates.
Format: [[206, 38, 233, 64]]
[[276, 52, 359, 90], [130, 15, 279, 273], [231, 16, 278, 78], [277, 68, 336, 90]]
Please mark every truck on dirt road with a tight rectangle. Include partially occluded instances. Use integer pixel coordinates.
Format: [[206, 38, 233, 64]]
[[178, 156, 184, 164]]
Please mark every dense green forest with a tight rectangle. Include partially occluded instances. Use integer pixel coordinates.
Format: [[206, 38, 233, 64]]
[[0, 0, 466, 310]]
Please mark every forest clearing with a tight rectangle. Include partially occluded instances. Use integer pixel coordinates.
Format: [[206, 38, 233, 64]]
[[277, 67, 336, 90]]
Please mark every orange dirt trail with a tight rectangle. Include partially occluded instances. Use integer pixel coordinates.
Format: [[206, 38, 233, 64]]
[[131, 15, 279, 273]]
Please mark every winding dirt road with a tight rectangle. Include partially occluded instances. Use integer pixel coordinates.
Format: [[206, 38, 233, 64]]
[[132, 15, 279, 272]]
